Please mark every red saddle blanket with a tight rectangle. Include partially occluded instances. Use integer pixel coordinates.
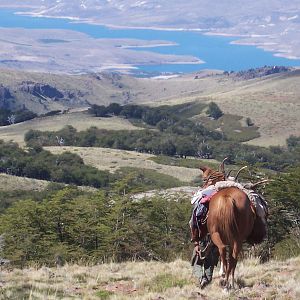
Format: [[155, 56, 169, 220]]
[[200, 191, 217, 204]]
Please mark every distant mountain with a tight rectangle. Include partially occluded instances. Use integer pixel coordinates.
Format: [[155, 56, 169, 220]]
[[1, 0, 300, 59]]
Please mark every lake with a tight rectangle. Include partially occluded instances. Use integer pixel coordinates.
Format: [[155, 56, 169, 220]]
[[1, 9, 300, 75]]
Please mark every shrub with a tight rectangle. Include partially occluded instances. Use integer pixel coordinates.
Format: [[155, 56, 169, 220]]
[[206, 102, 223, 119], [246, 117, 254, 126]]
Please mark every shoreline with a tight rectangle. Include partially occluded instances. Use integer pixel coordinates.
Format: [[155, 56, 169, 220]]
[[0, 7, 299, 73], [12, 9, 300, 62]]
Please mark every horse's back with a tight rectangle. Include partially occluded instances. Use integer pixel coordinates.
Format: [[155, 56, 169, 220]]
[[207, 187, 255, 244]]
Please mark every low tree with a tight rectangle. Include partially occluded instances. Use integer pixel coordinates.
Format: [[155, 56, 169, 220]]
[[206, 102, 223, 120], [246, 117, 254, 126]]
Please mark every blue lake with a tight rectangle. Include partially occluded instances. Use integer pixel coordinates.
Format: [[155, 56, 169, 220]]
[[1, 9, 300, 74]]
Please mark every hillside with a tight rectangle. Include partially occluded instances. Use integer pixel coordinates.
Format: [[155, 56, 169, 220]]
[[0, 257, 299, 299], [0, 111, 140, 146], [44, 146, 200, 182], [0, 67, 299, 146]]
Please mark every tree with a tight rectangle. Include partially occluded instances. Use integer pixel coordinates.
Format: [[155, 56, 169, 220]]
[[7, 114, 16, 125], [206, 102, 223, 120], [246, 117, 254, 126], [107, 103, 122, 115], [88, 105, 108, 117], [264, 167, 300, 259]]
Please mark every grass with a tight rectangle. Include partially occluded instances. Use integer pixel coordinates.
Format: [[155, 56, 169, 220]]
[[143, 273, 189, 292], [95, 290, 114, 299], [0, 173, 50, 192], [0, 173, 97, 193], [44, 146, 200, 183], [148, 155, 219, 170], [114, 166, 186, 192], [144, 71, 300, 147], [1, 69, 299, 148], [194, 113, 260, 142], [0, 257, 299, 299], [0, 111, 141, 146]]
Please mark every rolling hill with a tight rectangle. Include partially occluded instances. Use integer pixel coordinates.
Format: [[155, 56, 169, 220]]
[[0, 67, 299, 146]]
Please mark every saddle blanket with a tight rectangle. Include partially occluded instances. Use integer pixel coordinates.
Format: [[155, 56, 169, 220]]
[[191, 185, 216, 205], [215, 181, 268, 221]]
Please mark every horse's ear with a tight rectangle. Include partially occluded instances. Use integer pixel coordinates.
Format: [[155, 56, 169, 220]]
[[199, 166, 208, 172]]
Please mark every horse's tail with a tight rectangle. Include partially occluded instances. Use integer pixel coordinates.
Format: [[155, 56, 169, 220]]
[[216, 194, 239, 246]]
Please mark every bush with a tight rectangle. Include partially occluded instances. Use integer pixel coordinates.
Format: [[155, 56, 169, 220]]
[[0, 108, 37, 126], [0, 141, 110, 188], [246, 117, 254, 126], [0, 188, 192, 266], [206, 102, 223, 119]]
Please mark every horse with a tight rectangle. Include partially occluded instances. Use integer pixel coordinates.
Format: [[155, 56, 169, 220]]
[[207, 187, 259, 289], [192, 164, 267, 290]]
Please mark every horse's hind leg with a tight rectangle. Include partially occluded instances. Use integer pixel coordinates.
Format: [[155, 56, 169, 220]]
[[231, 241, 241, 289], [210, 233, 227, 286], [219, 260, 225, 278], [225, 250, 234, 290]]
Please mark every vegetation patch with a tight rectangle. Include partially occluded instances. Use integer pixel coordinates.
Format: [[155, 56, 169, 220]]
[[148, 155, 219, 170], [194, 113, 260, 142], [144, 273, 188, 292], [0, 286, 31, 299], [0, 140, 110, 188], [0, 107, 36, 126], [23, 103, 300, 172], [273, 238, 300, 260], [73, 273, 89, 283], [95, 290, 114, 299], [113, 167, 185, 194]]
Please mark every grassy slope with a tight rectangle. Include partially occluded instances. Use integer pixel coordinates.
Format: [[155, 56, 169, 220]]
[[0, 111, 140, 146], [0, 257, 299, 299], [0, 70, 300, 145], [141, 71, 300, 147], [1, 68, 299, 146], [44, 146, 200, 183], [0, 173, 97, 193], [122, 70, 300, 146]]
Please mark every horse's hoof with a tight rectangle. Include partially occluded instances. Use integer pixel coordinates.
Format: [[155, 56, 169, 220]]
[[200, 277, 209, 289]]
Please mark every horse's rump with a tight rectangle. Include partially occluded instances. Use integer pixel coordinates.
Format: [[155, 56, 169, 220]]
[[208, 187, 254, 246], [209, 191, 239, 245]]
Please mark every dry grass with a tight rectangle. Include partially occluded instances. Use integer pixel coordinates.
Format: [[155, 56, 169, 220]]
[[0, 257, 299, 299], [1, 69, 299, 147], [0, 111, 140, 146], [1, 71, 299, 148], [0, 173, 97, 192], [0, 173, 49, 192], [44, 146, 200, 183], [139, 71, 300, 147]]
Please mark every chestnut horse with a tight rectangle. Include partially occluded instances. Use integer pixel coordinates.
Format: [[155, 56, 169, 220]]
[[207, 187, 256, 289], [195, 165, 267, 289]]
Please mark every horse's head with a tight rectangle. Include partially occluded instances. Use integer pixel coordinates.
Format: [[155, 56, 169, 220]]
[[200, 166, 225, 188]]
